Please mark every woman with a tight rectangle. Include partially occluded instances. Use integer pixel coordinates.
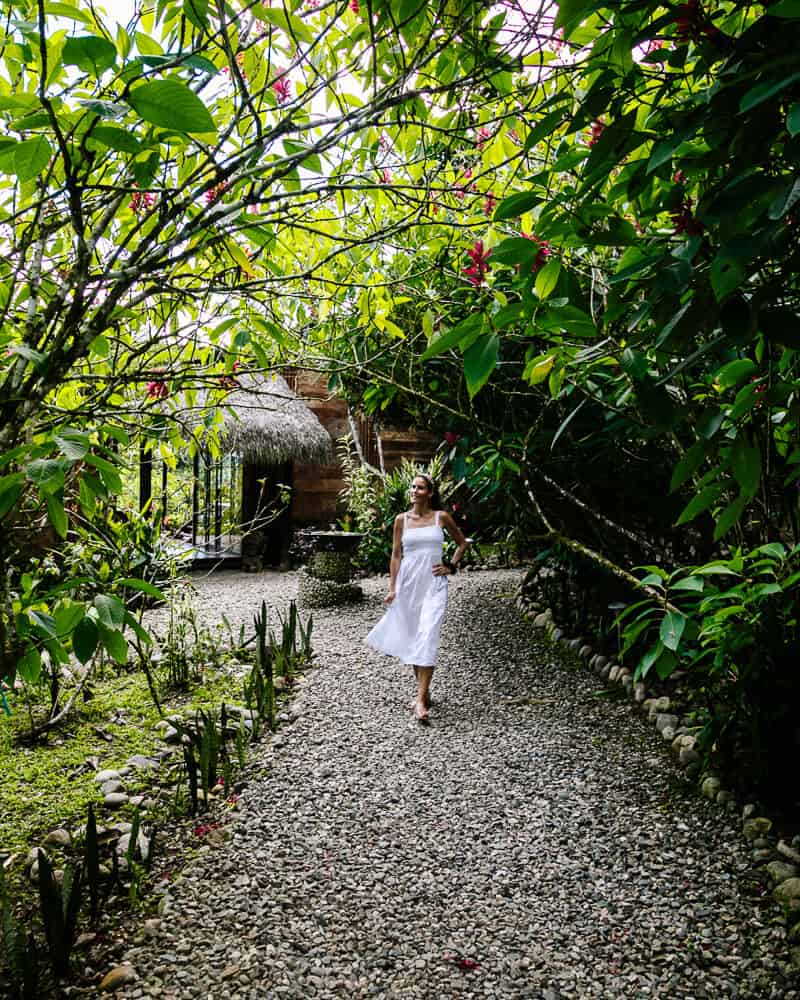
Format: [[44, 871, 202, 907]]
[[366, 473, 468, 722]]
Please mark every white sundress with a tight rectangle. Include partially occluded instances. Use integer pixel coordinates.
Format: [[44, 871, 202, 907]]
[[365, 511, 449, 667]]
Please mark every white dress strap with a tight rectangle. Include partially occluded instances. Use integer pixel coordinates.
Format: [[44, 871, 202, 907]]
[[434, 510, 440, 527]]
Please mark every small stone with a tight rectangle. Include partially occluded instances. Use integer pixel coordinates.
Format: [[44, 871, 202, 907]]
[[742, 803, 757, 821], [163, 725, 180, 744], [743, 817, 773, 842], [774, 878, 800, 909], [550, 627, 563, 642], [99, 965, 137, 991], [94, 770, 121, 784], [127, 755, 160, 770], [594, 655, 609, 670], [43, 828, 71, 848], [679, 747, 700, 767], [578, 644, 592, 660], [716, 790, 734, 806], [634, 682, 647, 703], [101, 780, 125, 795], [701, 776, 721, 800], [777, 840, 800, 865], [766, 862, 799, 885], [656, 713, 680, 736], [608, 665, 621, 683], [532, 612, 550, 628], [104, 792, 129, 809]]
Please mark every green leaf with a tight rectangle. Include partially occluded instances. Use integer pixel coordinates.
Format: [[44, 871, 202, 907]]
[[45, 2, 94, 23], [83, 454, 122, 494], [675, 482, 726, 525], [713, 493, 748, 541], [46, 493, 68, 539], [714, 358, 757, 389], [491, 237, 542, 270], [55, 432, 89, 461], [753, 542, 786, 559], [463, 333, 499, 399], [660, 611, 686, 651], [654, 649, 678, 680], [523, 353, 555, 385], [117, 578, 167, 601], [493, 191, 543, 222], [29, 611, 57, 637], [90, 126, 142, 154], [730, 436, 761, 498], [128, 79, 216, 134], [55, 602, 86, 638], [251, 5, 314, 42], [711, 252, 746, 302], [788, 102, 800, 136], [0, 137, 53, 181], [72, 617, 98, 664], [535, 260, 561, 300], [93, 594, 125, 629], [124, 611, 153, 647], [671, 576, 704, 592], [554, 0, 593, 37], [17, 647, 42, 683], [768, 0, 800, 15], [420, 314, 484, 360], [636, 640, 664, 681], [0, 473, 25, 519], [523, 107, 568, 152], [25, 459, 65, 492], [63, 35, 117, 76], [670, 441, 706, 492], [740, 71, 800, 113], [99, 625, 127, 664], [537, 305, 596, 338]]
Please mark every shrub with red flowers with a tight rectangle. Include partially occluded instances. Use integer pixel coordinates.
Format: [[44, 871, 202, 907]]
[[463, 240, 491, 286], [483, 192, 497, 217], [146, 379, 169, 400], [129, 185, 155, 214], [675, 0, 721, 43], [205, 180, 228, 205], [475, 126, 492, 149]]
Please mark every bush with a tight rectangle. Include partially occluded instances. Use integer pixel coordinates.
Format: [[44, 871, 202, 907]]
[[339, 448, 455, 574]]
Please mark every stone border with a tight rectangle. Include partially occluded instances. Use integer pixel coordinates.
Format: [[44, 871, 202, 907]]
[[515, 595, 800, 969]]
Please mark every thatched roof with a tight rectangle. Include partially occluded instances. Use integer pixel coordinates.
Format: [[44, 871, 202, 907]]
[[211, 372, 332, 465]]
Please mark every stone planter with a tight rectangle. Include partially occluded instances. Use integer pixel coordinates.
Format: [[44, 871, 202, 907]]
[[298, 531, 364, 608]]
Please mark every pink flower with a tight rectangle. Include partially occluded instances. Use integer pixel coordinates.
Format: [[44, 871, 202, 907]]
[[522, 232, 551, 272], [673, 170, 686, 185], [273, 74, 291, 104], [205, 181, 228, 205], [588, 119, 605, 148], [129, 185, 155, 214], [462, 240, 491, 287], [350, 0, 359, 11], [476, 127, 491, 149], [381, 168, 392, 184], [483, 193, 497, 217]]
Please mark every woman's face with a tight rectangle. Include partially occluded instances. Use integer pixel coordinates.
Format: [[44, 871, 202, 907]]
[[409, 477, 431, 503]]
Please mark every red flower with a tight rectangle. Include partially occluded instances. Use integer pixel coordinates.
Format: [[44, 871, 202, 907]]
[[675, 0, 720, 42], [521, 231, 551, 272], [146, 380, 169, 400], [381, 168, 392, 184], [671, 197, 704, 236], [673, 170, 686, 185], [444, 431, 461, 447], [588, 119, 605, 148], [205, 181, 228, 205], [476, 127, 492, 149], [129, 185, 155, 214], [350, 0, 359, 11], [273, 74, 291, 104], [462, 240, 491, 287], [483, 193, 497, 217]]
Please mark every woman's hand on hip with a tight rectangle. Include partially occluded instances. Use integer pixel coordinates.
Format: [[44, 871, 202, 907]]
[[384, 590, 396, 606], [432, 563, 450, 577]]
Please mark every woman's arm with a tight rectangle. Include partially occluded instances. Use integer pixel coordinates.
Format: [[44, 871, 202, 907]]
[[440, 511, 469, 572], [385, 513, 404, 604]]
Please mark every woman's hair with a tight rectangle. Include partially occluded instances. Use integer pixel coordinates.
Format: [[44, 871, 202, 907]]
[[413, 472, 441, 510]]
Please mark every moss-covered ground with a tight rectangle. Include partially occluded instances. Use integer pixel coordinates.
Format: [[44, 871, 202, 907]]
[[0, 663, 244, 857]]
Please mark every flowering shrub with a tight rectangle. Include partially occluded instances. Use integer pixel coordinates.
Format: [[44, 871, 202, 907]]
[[463, 240, 491, 287]]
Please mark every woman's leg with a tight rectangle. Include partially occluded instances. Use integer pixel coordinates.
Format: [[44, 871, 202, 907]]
[[415, 666, 433, 719], [411, 666, 431, 708]]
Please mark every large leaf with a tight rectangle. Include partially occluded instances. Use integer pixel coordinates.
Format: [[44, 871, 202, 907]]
[[670, 441, 706, 492], [63, 35, 117, 76], [660, 611, 686, 651], [713, 493, 748, 541], [90, 126, 142, 154], [463, 333, 499, 399], [493, 191, 543, 222], [46, 494, 68, 539], [72, 617, 99, 664], [714, 358, 757, 389], [128, 79, 216, 134], [99, 625, 127, 664], [730, 436, 761, 499], [421, 314, 484, 360], [17, 647, 42, 684], [675, 482, 726, 525], [0, 137, 53, 181], [117, 577, 167, 601], [252, 5, 314, 42], [740, 71, 800, 113], [93, 594, 125, 629], [535, 260, 561, 300]]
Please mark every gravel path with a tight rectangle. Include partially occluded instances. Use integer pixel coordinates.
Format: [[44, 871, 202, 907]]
[[121, 569, 799, 1000]]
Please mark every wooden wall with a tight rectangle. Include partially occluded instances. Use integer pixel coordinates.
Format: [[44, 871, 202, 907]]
[[286, 369, 440, 525]]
